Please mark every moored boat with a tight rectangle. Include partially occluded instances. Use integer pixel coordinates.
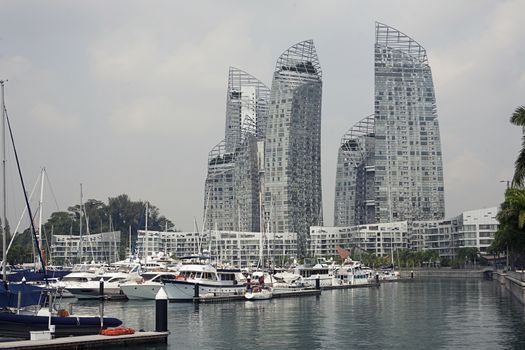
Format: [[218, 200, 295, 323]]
[[0, 311, 122, 339], [163, 256, 245, 301], [120, 271, 177, 300], [244, 287, 272, 300]]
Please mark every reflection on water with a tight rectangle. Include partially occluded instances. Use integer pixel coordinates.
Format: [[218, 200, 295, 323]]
[[75, 280, 525, 349]]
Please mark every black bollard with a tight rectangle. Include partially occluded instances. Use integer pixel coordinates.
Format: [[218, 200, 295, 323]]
[[375, 273, 379, 284], [315, 276, 321, 290], [99, 278, 105, 328], [155, 288, 168, 333], [194, 283, 200, 299], [411, 270, 414, 279]]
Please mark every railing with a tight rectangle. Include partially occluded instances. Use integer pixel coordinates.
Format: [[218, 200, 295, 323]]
[[507, 270, 525, 282]]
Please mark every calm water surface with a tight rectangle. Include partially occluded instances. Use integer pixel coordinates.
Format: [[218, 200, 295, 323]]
[[75, 279, 525, 349]]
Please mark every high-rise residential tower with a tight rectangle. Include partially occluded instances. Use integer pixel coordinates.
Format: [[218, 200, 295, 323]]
[[334, 115, 375, 227], [264, 40, 323, 256], [204, 68, 270, 232], [334, 23, 445, 226]]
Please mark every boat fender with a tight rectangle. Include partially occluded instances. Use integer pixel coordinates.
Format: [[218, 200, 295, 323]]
[[101, 327, 136, 336], [57, 309, 70, 317]]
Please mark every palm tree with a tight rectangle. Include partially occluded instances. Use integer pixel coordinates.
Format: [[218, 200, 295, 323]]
[[491, 188, 525, 268], [511, 105, 525, 187]]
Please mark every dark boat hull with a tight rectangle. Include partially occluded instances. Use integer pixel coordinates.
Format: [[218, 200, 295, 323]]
[[0, 312, 122, 339]]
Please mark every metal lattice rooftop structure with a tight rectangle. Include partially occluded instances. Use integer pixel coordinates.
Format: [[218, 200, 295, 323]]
[[274, 40, 322, 87], [375, 22, 428, 64], [339, 114, 375, 166]]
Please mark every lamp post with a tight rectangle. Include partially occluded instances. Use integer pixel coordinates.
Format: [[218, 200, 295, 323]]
[[499, 180, 510, 269]]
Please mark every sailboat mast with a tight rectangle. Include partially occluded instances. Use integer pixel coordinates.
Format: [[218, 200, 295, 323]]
[[144, 202, 148, 261], [79, 183, 83, 263], [38, 168, 45, 265], [1, 80, 6, 281]]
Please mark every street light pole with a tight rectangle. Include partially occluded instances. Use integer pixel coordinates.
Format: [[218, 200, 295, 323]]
[[499, 180, 510, 269]]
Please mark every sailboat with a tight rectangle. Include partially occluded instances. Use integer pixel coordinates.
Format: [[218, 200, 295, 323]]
[[0, 81, 122, 339], [244, 222, 273, 301]]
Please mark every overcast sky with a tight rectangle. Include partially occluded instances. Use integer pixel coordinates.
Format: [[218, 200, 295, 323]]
[[0, 0, 523, 231]]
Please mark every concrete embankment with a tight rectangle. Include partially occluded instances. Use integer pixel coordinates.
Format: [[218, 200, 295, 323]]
[[493, 270, 525, 305], [398, 268, 485, 279], [404, 268, 525, 305]]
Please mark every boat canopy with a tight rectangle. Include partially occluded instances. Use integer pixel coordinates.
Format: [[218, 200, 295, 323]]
[[0, 283, 45, 308]]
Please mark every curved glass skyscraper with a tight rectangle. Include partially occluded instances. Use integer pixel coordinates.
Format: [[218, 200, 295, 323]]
[[204, 67, 270, 232], [334, 115, 375, 227], [335, 23, 445, 226], [264, 40, 323, 255]]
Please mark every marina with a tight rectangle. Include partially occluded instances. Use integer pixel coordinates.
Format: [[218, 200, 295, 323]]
[[37, 277, 525, 350], [0, 2, 523, 349]]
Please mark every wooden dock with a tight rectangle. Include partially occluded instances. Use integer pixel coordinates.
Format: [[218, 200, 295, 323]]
[[0, 331, 169, 350], [322, 283, 380, 290], [196, 289, 321, 303]]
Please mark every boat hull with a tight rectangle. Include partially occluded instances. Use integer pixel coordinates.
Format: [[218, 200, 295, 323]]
[[65, 287, 123, 299], [164, 280, 245, 302], [120, 284, 164, 300], [245, 291, 272, 300], [0, 312, 122, 339]]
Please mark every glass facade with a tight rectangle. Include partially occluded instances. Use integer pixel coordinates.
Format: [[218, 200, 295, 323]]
[[335, 23, 445, 227], [204, 68, 270, 232], [264, 40, 323, 256], [334, 115, 375, 227]]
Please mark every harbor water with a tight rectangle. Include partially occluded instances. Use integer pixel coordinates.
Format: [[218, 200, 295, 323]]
[[73, 279, 525, 349]]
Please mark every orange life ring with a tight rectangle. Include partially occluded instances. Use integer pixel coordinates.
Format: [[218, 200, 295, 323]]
[[100, 327, 136, 336]]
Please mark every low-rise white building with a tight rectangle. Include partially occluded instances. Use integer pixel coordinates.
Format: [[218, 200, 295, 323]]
[[311, 207, 499, 260], [51, 231, 121, 264], [310, 221, 408, 257], [136, 230, 297, 267]]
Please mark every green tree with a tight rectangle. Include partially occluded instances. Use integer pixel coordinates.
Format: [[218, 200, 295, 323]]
[[511, 105, 525, 187], [3, 194, 178, 265], [490, 188, 525, 267]]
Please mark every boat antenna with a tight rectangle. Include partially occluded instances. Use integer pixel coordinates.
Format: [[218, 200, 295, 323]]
[[4, 103, 48, 283]]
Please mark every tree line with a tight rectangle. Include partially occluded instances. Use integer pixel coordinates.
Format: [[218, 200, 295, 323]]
[[4, 194, 178, 265], [489, 106, 525, 269]]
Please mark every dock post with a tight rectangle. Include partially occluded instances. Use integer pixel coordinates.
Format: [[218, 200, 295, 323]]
[[194, 283, 200, 299], [375, 272, 379, 284], [315, 275, 320, 290], [411, 270, 414, 279], [99, 278, 105, 329], [17, 290, 22, 314], [155, 288, 168, 333]]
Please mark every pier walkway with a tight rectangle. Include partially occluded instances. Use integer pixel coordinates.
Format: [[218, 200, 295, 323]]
[[0, 331, 169, 350]]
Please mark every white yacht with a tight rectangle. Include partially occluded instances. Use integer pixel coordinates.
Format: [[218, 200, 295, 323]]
[[120, 272, 178, 300], [294, 259, 336, 288], [334, 267, 371, 286], [59, 264, 141, 299], [163, 257, 245, 302]]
